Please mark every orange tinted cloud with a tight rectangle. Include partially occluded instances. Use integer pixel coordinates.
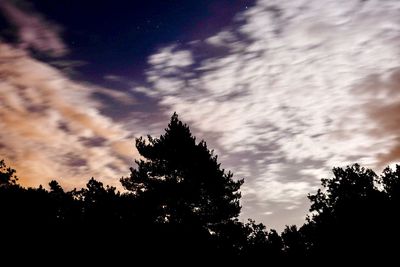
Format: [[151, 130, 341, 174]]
[[357, 69, 400, 167], [0, 43, 138, 189]]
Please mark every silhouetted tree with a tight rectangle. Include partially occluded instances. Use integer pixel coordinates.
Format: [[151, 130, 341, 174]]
[[241, 219, 269, 258], [382, 164, 400, 201], [0, 159, 18, 186], [120, 113, 243, 232], [75, 178, 120, 222], [308, 164, 380, 217], [266, 229, 284, 260], [380, 165, 400, 255], [281, 225, 307, 261], [3, 112, 400, 262], [304, 164, 392, 261]]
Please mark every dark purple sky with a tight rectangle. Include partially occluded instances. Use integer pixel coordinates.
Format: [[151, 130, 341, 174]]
[[28, 0, 251, 81]]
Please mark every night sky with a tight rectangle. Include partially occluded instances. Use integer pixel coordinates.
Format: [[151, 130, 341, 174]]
[[1, 0, 400, 230]]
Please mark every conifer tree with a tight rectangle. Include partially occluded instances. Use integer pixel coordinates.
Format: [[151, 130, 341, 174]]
[[120, 113, 243, 230]]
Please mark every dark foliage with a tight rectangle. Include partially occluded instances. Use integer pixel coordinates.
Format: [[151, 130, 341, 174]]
[[120, 113, 243, 233], [1, 114, 400, 263], [0, 159, 17, 185], [300, 164, 399, 262]]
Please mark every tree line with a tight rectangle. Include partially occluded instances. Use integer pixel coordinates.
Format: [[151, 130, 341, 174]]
[[1, 113, 399, 263]]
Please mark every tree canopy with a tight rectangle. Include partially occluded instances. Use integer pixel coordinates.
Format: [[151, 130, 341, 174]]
[[120, 113, 243, 230], [0, 159, 17, 185], [1, 113, 400, 262]]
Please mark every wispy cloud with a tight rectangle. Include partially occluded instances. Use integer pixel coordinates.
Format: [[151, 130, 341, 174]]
[[0, 43, 137, 188], [137, 0, 400, 225], [0, 1, 67, 56]]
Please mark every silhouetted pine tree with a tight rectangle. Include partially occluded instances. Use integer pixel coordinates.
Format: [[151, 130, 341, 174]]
[[120, 113, 243, 231]]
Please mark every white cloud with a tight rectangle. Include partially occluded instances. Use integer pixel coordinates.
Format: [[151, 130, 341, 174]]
[[249, 178, 311, 205], [139, 0, 400, 218], [206, 31, 236, 47], [148, 46, 193, 70]]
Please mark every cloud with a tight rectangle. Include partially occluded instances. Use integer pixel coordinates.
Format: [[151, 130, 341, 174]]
[[137, 0, 400, 225], [205, 31, 235, 47], [357, 69, 400, 166], [0, 43, 137, 188], [0, 1, 67, 56]]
